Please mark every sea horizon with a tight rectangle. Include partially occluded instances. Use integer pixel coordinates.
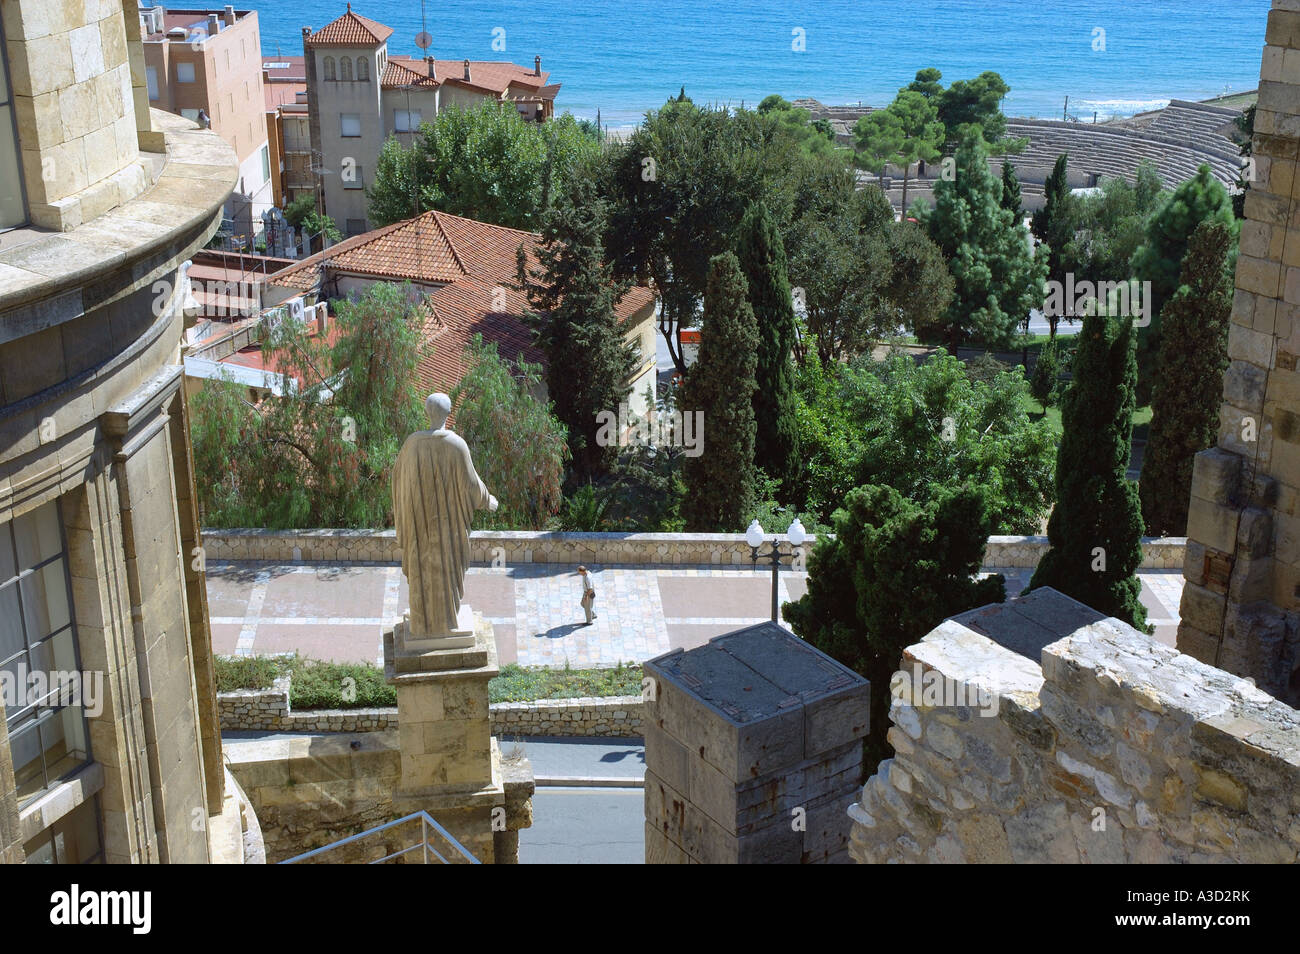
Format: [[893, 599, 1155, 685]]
[[242, 0, 1271, 126]]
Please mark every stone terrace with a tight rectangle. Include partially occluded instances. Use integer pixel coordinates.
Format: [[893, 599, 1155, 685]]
[[204, 535, 1188, 669]]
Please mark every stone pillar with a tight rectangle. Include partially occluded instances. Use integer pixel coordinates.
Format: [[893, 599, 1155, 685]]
[[642, 622, 870, 864], [383, 610, 526, 863], [1178, 0, 1300, 705]]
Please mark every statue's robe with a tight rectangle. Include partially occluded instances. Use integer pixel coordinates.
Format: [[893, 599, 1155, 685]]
[[391, 429, 492, 636]]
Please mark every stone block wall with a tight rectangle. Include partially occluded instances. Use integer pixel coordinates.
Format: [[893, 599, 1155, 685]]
[[1, 0, 151, 229], [850, 589, 1300, 864], [1177, 0, 1300, 704], [224, 732, 533, 863], [200, 528, 1186, 570], [644, 623, 869, 864]]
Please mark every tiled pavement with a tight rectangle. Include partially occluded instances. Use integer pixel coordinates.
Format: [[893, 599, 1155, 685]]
[[206, 561, 1187, 669]]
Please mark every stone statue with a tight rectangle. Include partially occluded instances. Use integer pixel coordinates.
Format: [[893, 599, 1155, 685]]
[[391, 393, 498, 637]]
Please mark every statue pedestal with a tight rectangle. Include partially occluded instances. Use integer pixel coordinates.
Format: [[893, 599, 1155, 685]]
[[383, 606, 529, 862]]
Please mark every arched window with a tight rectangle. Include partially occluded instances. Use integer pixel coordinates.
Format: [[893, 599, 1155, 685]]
[[340, 57, 353, 82], [357, 57, 369, 82], [323, 56, 336, 81]]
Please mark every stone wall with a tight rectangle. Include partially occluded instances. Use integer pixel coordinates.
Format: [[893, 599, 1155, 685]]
[[224, 732, 533, 863], [218, 680, 643, 737], [1177, 0, 1300, 706], [201, 528, 1186, 570], [849, 588, 1300, 864]]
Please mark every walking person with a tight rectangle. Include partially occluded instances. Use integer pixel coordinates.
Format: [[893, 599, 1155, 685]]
[[577, 565, 597, 624]]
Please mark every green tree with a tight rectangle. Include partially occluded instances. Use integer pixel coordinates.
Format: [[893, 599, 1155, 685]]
[[925, 134, 1046, 352], [368, 104, 598, 230], [1030, 339, 1060, 412], [601, 101, 810, 372], [735, 201, 801, 496], [518, 164, 638, 482], [1031, 154, 1079, 339], [937, 70, 1015, 149], [1060, 162, 1165, 290], [1000, 160, 1022, 218], [792, 352, 1056, 531], [1131, 164, 1237, 405], [1139, 222, 1234, 536], [189, 282, 427, 528], [857, 89, 945, 211], [1027, 312, 1147, 629], [853, 108, 905, 190], [783, 482, 1006, 766], [450, 334, 568, 529], [681, 253, 759, 530]]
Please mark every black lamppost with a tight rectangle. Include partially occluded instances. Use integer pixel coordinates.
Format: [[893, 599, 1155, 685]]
[[746, 518, 807, 623]]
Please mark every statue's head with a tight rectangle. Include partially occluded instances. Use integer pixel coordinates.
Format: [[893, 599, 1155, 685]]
[[426, 392, 452, 429]]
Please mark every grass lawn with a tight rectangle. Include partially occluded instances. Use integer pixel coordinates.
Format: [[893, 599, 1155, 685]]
[[1020, 392, 1152, 440], [213, 654, 643, 709]]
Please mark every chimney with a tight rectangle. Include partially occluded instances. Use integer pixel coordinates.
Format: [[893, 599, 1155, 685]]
[[534, 55, 541, 77], [207, 13, 221, 35], [224, 4, 236, 26], [463, 59, 470, 82]]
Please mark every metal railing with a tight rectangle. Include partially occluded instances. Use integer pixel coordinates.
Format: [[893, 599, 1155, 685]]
[[279, 810, 481, 864]]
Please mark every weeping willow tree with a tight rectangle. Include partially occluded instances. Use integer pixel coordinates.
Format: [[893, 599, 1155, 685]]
[[188, 281, 427, 528], [451, 334, 569, 530]]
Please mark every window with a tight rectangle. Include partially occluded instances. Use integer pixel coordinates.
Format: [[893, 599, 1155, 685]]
[[224, 49, 230, 71], [323, 56, 336, 81], [340, 113, 361, 137], [339, 57, 352, 82], [343, 164, 363, 189], [0, 17, 27, 229], [176, 61, 195, 83], [1, 501, 91, 807], [180, 107, 201, 123], [357, 57, 369, 82], [146, 66, 159, 101], [394, 109, 422, 133], [345, 218, 367, 236], [261, 144, 270, 182], [23, 796, 103, 864]]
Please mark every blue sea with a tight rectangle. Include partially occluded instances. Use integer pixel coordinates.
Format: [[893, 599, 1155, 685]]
[[250, 0, 1273, 127]]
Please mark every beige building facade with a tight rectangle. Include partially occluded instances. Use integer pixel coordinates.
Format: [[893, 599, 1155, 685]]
[[139, 4, 272, 244], [302, 6, 560, 237], [1, 0, 249, 863]]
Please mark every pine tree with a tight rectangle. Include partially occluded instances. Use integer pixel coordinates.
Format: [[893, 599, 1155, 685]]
[[1139, 221, 1234, 536], [735, 201, 801, 497], [518, 171, 637, 482], [1000, 160, 1022, 218], [1030, 339, 1060, 413], [681, 253, 759, 531], [1031, 153, 1077, 338], [783, 482, 1005, 767], [1131, 164, 1237, 405], [1028, 311, 1147, 629], [926, 133, 1046, 352]]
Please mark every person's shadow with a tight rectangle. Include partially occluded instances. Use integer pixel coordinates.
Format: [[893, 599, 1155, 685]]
[[539, 623, 585, 640]]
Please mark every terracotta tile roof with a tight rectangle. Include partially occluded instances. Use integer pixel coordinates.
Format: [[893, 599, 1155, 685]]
[[435, 60, 554, 98], [382, 56, 437, 89], [265, 210, 656, 399], [306, 5, 394, 46]]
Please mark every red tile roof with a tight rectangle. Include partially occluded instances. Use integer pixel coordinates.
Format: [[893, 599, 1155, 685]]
[[381, 56, 556, 99], [265, 209, 656, 397], [306, 5, 393, 46], [382, 56, 437, 89]]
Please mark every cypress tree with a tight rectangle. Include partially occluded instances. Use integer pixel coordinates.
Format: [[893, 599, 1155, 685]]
[[1000, 160, 1022, 218], [735, 201, 801, 497], [1139, 221, 1234, 536], [1131, 164, 1237, 406], [1028, 311, 1147, 630], [1030, 153, 1076, 338], [518, 172, 637, 482], [681, 253, 759, 531]]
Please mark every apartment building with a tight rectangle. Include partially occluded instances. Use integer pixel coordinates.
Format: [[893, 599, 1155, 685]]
[[139, 4, 272, 244], [263, 56, 311, 210], [303, 5, 561, 237], [0, 0, 256, 862]]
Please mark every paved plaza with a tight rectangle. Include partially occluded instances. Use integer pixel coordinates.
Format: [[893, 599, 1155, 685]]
[[206, 560, 1186, 669]]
